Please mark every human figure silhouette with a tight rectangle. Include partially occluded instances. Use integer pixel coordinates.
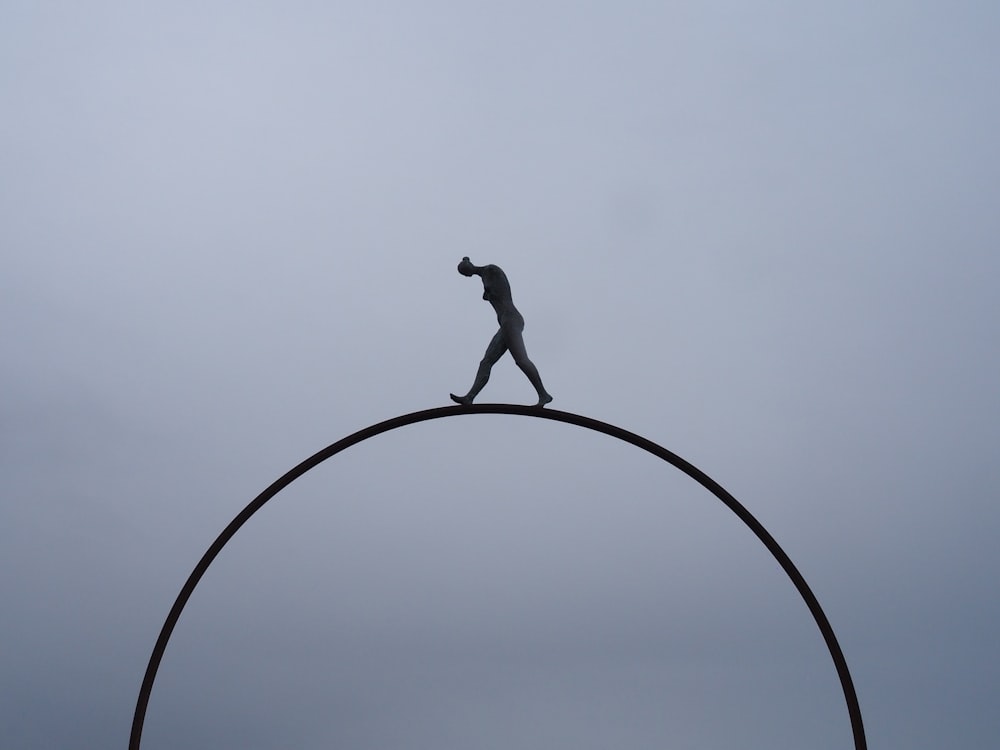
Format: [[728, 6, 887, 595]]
[[450, 257, 553, 407]]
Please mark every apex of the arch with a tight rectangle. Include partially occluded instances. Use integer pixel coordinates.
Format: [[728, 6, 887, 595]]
[[449, 395, 553, 408]]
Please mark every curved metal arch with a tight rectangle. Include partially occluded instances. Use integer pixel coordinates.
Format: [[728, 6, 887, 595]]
[[130, 404, 866, 749]]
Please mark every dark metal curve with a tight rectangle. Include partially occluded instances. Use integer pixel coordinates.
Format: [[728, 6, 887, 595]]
[[130, 404, 866, 749]]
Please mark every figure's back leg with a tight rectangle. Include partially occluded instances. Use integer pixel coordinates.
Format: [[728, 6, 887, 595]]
[[506, 327, 553, 406], [451, 330, 507, 404]]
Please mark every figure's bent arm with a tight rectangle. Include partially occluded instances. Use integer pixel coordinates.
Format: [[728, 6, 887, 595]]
[[458, 257, 492, 299], [457, 257, 514, 307]]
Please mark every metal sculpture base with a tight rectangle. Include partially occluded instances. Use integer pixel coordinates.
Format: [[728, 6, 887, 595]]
[[130, 404, 866, 750]]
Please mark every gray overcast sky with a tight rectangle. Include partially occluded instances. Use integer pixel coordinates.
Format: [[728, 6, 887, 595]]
[[2, 2, 998, 748]]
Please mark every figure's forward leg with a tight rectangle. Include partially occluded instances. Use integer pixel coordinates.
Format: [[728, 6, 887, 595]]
[[451, 330, 507, 405], [506, 328, 553, 407]]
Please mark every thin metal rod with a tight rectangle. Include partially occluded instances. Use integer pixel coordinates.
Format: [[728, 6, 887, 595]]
[[130, 404, 866, 749]]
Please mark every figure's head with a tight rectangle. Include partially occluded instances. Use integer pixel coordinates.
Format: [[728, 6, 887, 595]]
[[457, 257, 475, 276]]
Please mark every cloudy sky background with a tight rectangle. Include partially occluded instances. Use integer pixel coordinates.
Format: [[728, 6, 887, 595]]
[[3, 2, 998, 748]]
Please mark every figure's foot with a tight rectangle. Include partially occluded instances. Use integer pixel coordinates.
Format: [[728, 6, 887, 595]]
[[535, 393, 553, 408], [450, 393, 473, 406]]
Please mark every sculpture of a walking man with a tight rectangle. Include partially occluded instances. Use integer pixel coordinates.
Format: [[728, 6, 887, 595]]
[[450, 257, 553, 407]]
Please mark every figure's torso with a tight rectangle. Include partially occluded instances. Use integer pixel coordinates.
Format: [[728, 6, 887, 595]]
[[479, 265, 521, 324]]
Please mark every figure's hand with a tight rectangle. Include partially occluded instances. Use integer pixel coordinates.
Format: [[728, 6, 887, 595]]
[[457, 257, 475, 276]]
